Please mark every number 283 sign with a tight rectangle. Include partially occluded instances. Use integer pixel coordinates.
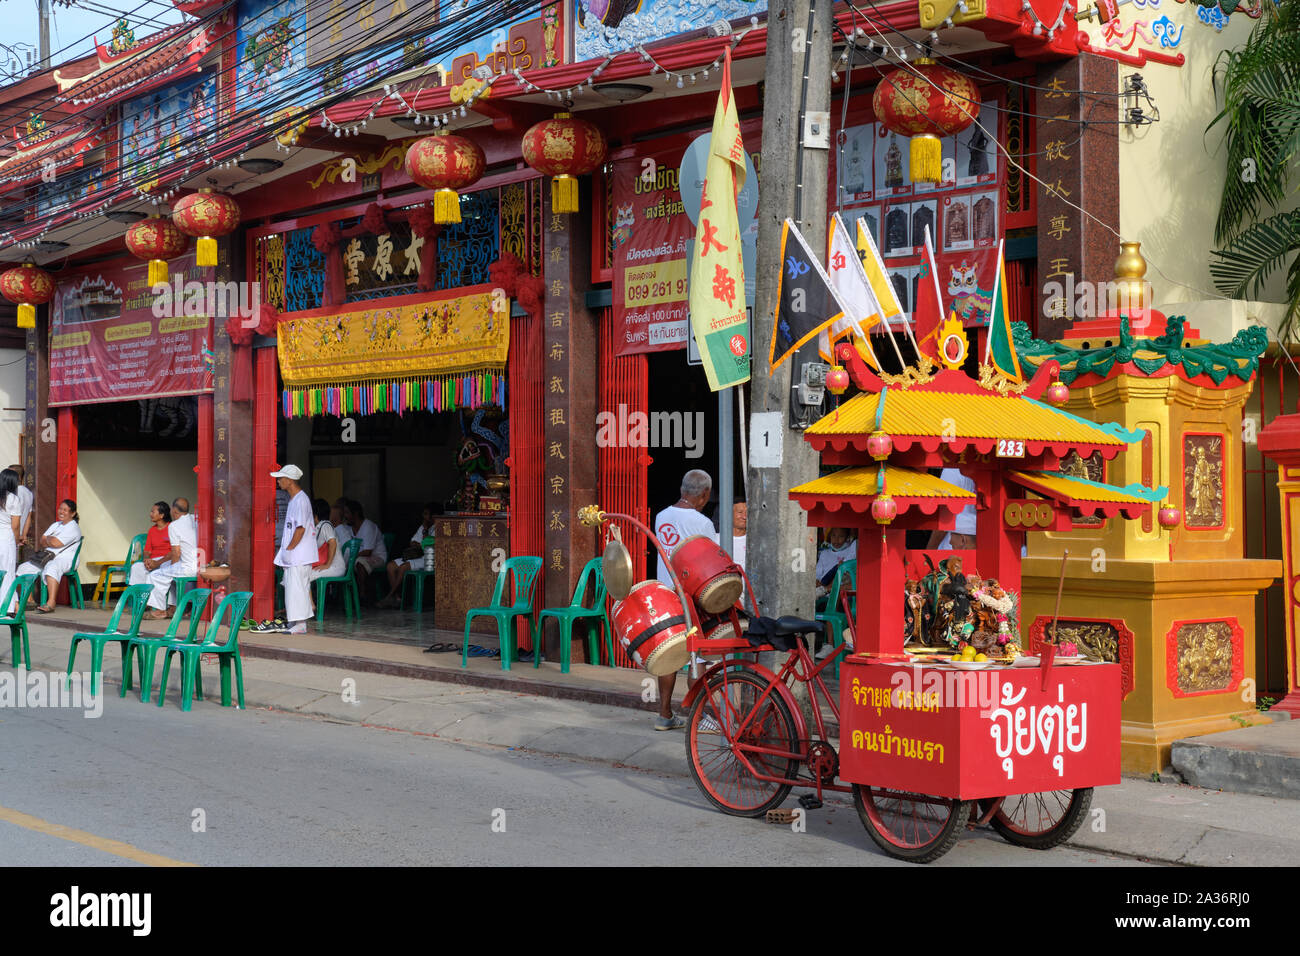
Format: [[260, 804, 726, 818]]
[[996, 439, 1025, 458]]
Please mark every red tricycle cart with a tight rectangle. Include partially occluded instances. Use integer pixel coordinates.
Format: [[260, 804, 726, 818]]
[[670, 347, 1161, 862]]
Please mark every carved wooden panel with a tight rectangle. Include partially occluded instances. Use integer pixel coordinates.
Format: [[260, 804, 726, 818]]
[[1029, 615, 1134, 699], [1165, 617, 1243, 698]]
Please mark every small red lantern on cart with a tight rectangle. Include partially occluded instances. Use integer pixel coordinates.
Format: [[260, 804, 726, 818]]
[[872, 59, 980, 184], [521, 112, 608, 214], [867, 429, 894, 461], [172, 188, 240, 267], [871, 493, 897, 525], [0, 262, 54, 329], [404, 132, 486, 224], [125, 215, 188, 287], [1158, 503, 1182, 528], [1045, 377, 1070, 405], [826, 366, 850, 396]]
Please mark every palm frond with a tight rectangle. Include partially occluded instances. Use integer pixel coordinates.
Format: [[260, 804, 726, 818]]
[[1209, 209, 1300, 299]]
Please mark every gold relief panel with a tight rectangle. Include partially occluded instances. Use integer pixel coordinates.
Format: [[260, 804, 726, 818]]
[[1029, 616, 1135, 699], [1060, 450, 1105, 527], [1182, 432, 1225, 529], [1166, 619, 1243, 697]]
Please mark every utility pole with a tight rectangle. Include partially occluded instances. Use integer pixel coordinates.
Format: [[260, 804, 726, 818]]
[[747, 0, 834, 619], [38, 0, 52, 70]]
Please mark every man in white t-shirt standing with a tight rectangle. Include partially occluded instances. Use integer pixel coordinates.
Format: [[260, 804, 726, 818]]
[[145, 496, 199, 618], [652, 468, 716, 731], [272, 465, 317, 634], [927, 467, 977, 550]]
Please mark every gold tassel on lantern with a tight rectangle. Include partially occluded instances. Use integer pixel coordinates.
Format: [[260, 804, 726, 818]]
[[196, 236, 217, 267], [17, 304, 34, 329], [148, 259, 168, 286], [433, 188, 462, 224], [910, 133, 943, 184], [552, 174, 579, 214]]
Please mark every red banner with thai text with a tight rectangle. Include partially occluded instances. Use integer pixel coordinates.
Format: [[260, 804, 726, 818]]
[[49, 254, 215, 406]]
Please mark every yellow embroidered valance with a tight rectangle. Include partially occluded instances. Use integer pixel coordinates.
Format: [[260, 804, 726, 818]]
[[277, 285, 508, 387]]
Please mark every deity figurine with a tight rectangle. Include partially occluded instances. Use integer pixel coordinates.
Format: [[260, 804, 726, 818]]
[[884, 133, 903, 188], [1190, 446, 1219, 521]]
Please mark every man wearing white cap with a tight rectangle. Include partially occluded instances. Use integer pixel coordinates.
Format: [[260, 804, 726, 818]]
[[271, 465, 316, 634]]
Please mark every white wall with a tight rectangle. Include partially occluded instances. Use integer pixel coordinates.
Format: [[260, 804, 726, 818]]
[[74, 450, 198, 584], [0, 348, 26, 465]]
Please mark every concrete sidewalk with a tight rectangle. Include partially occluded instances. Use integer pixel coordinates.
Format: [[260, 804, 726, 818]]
[[10, 616, 1300, 866]]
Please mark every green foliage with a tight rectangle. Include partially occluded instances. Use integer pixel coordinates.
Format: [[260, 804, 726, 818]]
[[1209, 1, 1300, 339]]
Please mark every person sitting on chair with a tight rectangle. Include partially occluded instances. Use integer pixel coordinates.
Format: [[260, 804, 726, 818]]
[[378, 502, 438, 608], [345, 500, 387, 602], [129, 501, 173, 588], [145, 496, 198, 620], [20, 499, 82, 613], [310, 497, 346, 583]]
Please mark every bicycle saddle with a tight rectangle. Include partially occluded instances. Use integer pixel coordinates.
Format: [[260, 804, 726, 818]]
[[746, 616, 823, 650]]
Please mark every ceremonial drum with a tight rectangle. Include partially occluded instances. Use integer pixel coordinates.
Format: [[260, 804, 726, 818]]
[[669, 536, 743, 615], [611, 581, 691, 676]]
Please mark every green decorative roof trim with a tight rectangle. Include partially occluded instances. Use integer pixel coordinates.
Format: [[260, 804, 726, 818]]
[[1020, 396, 1148, 444], [1046, 471, 1170, 504], [1013, 315, 1268, 386]]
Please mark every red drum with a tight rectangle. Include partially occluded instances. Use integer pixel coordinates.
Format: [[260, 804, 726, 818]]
[[702, 615, 749, 642], [611, 581, 691, 676], [670, 535, 743, 615]]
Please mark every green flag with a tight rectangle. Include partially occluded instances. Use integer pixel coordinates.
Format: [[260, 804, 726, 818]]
[[985, 239, 1023, 380]]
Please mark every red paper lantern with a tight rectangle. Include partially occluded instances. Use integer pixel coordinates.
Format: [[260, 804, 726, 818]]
[[521, 112, 607, 214], [0, 263, 54, 330], [872, 58, 980, 184], [125, 215, 188, 286], [872, 494, 897, 526], [404, 132, 486, 224], [1046, 379, 1070, 405], [1158, 504, 1182, 529], [172, 188, 240, 267], [867, 429, 894, 461], [825, 366, 850, 396]]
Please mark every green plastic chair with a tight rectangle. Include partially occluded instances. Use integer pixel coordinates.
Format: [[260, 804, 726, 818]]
[[401, 567, 436, 613], [0, 573, 40, 668], [98, 533, 146, 609], [173, 573, 200, 605], [122, 588, 211, 703], [67, 583, 152, 697], [536, 558, 611, 673], [816, 558, 857, 678], [38, 537, 86, 609], [155, 591, 253, 712], [462, 556, 543, 671], [315, 537, 362, 624]]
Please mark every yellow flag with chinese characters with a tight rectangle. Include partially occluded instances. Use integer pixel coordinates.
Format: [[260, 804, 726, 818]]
[[688, 48, 750, 391]]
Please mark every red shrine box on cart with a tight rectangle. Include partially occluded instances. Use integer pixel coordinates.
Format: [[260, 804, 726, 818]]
[[839, 658, 1121, 799]]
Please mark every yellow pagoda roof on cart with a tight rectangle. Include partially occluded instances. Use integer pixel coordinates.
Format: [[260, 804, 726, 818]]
[[790, 466, 975, 502], [1008, 470, 1164, 518], [806, 378, 1141, 459]]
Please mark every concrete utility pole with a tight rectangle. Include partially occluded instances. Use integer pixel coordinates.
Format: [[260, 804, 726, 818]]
[[747, 0, 834, 619], [38, 0, 51, 70]]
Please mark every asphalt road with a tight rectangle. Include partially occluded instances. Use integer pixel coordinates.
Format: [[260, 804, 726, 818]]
[[0, 689, 1147, 868]]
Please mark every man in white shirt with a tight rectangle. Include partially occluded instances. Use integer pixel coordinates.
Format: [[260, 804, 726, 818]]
[[271, 465, 317, 634], [9, 464, 32, 553], [145, 496, 199, 617], [347, 500, 387, 601], [652, 469, 716, 731], [927, 467, 977, 551]]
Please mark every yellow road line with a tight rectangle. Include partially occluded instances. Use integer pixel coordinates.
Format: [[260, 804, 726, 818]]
[[0, 805, 197, 867]]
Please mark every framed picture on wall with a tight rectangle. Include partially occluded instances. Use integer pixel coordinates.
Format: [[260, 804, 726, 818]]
[[910, 199, 938, 255], [883, 203, 911, 257], [943, 194, 973, 252], [971, 190, 998, 246], [875, 127, 911, 198], [838, 122, 875, 203], [956, 104, 998, 186]]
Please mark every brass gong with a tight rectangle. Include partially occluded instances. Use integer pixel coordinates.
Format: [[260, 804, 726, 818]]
[[602, 538, 635, 601]]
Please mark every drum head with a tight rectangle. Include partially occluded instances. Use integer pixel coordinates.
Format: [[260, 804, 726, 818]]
[[642, 634, 691, 677], [696, 574, 743, 614], [602, 539, 635, 601]]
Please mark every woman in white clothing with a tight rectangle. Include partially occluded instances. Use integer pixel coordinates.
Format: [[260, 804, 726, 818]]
[[378, 502, 437, 608], [20, 499, 82, 613], [309, 497, 346, 582], [0, 469, 21, 609]]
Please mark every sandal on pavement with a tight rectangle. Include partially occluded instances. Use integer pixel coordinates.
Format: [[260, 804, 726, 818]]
[[654, 714, 687, 732]]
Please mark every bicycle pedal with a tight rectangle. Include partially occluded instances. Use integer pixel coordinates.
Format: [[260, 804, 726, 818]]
[[797, 794, 823, 811], [765, 808, 798, 825]]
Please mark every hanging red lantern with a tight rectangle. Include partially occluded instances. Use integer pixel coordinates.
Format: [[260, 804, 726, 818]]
[[172, 188, 240, 267], [404, 132, 486, 224], [872, 494, 898, 526], [1158, 504, 1182, 529], [521, 112, 607, 215], [125, 215, 188, 286], [867, 429, 894, 461], [825, 366, 850, 396], [1045, 378, 1070, 405], [872, 58, 980, 185], [0, 262, 54, 330]]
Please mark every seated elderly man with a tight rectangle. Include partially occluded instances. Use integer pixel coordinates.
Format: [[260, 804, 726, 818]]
[[145, 496, 199, 620], [345, 500, 386, 602]]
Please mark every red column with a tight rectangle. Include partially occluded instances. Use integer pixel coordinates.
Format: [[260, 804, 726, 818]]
[[974, 468, 1022, 595], [56, 407, 77, 503], [856, 525, 906, 657], [197, 394, 214, 619], [1259, 414, 1300, 715], [251, 346, 278, 620]]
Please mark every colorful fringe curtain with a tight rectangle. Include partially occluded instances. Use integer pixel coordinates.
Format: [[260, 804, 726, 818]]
[[281, 370, 507, 419]]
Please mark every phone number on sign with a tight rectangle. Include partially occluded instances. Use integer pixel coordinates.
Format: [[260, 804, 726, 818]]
[[626, 277, 687, 304]]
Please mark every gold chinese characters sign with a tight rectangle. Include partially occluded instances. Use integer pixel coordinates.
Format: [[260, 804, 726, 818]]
[[277, 286, 508, 387]]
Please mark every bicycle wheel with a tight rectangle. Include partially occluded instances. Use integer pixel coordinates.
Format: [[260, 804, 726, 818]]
[[853, 785, 972, 863], [985, 788, 1093, 850], [687, 670, 799, 817]]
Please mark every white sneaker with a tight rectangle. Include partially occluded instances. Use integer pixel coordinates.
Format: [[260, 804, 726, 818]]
[[286, 623, 307, 634], [815, 643, 837, 661], [699, 714, 722, 734]]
